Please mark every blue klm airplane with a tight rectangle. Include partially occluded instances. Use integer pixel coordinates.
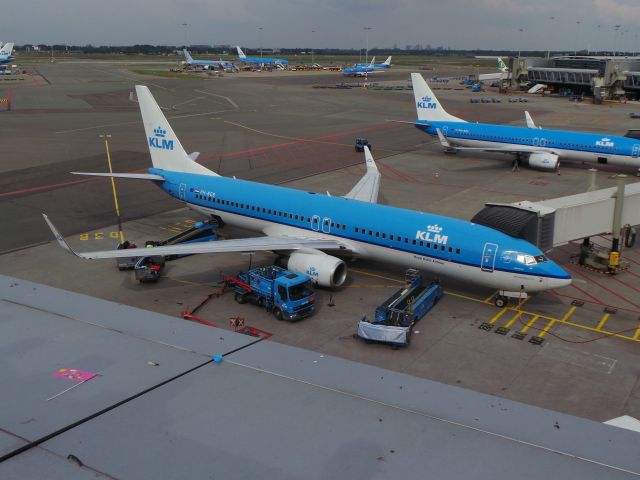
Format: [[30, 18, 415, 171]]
[[43, 85, 571, 306], [236, 46, 288, 66], [0, 43, 15, 64], [354, 56, 392, 69], [182, 49, 235, 70], [411, 73, 640, 174], [343, 57, 379, 77]]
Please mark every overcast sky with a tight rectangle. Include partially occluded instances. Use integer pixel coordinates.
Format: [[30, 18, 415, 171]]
[[4, 0, 640, 52]]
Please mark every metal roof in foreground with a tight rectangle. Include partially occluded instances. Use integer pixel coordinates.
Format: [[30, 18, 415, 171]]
[[1, 274, 639, 479]]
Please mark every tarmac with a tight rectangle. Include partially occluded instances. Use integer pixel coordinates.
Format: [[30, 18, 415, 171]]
[[2, 60, 640, 424]]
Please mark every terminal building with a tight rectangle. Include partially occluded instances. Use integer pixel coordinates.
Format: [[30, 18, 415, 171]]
[[510, 55, 640, 102]]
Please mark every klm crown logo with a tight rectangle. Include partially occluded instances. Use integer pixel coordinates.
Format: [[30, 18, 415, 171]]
[[416, 224, 448, 244], [595, 137, 614, 148], [148, 126, 174, 151], [417, 94, 437, 110]]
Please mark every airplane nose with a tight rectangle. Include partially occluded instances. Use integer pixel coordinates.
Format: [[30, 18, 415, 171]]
[[549, 264, 572, 289]]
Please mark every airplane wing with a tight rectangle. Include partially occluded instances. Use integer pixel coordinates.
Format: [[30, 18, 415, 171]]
[[524, 111, 539, 129], [436, 128, 559, 155], [42, 214, 348, 260], [344, 146, 380, 203]]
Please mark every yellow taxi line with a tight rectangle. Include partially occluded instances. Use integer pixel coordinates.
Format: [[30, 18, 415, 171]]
[[519, 315, 540, 334], [561, 306, 577, 322], [634, 326, 640, 342], [596, 314, 610, 331], [537, 319, 556, 338], [489, 308, 508, 324], [504, 311, 524, 329]]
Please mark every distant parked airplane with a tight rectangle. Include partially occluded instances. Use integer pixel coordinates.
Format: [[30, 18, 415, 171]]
[[0, 43, 15, 64], [44, 84, 571, 306], [236, 46, 288, 66], [354, 56, 392, 69], [410, 73, 640, 174], [342, 57, 379, 77], [182, 49, 235, 70]]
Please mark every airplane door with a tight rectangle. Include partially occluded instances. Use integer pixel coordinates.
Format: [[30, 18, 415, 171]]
[[311, 215, 320, 231], [481, 243, 498, 272], [179, 183, 186, 200], [633, 144, 640, 158], [532, 138, 539, 147], [322, 217, 331, 234]]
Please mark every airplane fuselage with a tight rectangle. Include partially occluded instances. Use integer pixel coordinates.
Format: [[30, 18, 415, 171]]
[[151, 168, 571, 293], [239, 57, 288, 65], [417, 121, 640, 169]]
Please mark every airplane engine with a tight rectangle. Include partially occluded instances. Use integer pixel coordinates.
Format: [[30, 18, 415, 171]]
[[527, 152, 559, 171], [287, 252, 347, 288]]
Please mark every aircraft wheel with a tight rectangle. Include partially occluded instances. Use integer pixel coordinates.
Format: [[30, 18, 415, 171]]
[[273, 308, 284, 320], [235, 292, 247, 304], [494, 295, 507, 308]]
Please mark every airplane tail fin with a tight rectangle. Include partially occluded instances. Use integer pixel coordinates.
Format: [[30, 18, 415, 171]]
[[183, 49, 194, 63], [236, 46, 246, 59], [497, 57, 508, 73], [383, 56, 392, 66], [369, 57, 375, 67], [135, 85, 218, 176], [411, 73, 465, 123], [0, 43, 14, 57]]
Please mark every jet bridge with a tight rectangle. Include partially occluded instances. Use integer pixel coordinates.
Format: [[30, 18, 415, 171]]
[[472, 175, 640, 270]]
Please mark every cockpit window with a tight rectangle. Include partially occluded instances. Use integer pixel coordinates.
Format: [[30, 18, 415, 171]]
[[534, 255, 547, 263], [516, 254, 538, 265]]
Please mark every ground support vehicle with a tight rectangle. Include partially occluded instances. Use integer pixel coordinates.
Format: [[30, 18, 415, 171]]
[[355, 138, 372, 152], [227, 265, 315, 321], [357, 270, 443, 348]]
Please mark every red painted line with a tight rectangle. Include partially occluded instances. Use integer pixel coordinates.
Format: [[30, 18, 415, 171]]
[[562, 263, 640, 309], [608, 275, 640, 296], [284, 144, 304, 169], [551, 290, 640, 315], [569, 283, 606, 305], [0, 177, 95, 198], [268, 147, 289, 168], [623, 253, 640, 266], [624, 269, 640, 280]]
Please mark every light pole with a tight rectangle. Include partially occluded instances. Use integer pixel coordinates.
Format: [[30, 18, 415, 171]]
[[311, 30, 315, 65], [182, 22, 188, 48], [364, 26, 373, 63], [258, 26, 263, 60], [574, 20, 581, 55], [547, 17, 555, 58], [99, 134, 125, 245], [517, 28, 523, 58], [613, 25, 621, 56]]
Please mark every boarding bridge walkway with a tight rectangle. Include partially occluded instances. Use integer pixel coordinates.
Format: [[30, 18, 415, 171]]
[[472, 181, 640, 251]]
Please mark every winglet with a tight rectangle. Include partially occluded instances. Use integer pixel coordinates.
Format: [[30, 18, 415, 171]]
[[436, 128, 451, 148], [524, 111, 538, 129], [42, 214, 79, 257], [363, 145, 378, 172]]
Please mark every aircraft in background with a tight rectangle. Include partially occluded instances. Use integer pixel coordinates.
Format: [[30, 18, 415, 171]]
[[477, 57, 509, 82], [0, 43, 15, 64], [236, 46, 288, 67], [182, 49, 235, 70], [410, 73, 640, 174], [43, 84, 571, 304], [342, 57, 379, 77], [354, 56, 392, 69]]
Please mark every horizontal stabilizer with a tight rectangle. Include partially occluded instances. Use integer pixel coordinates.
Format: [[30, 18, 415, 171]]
[[71, 172, 165, 181], [436, 128, 451, 148]]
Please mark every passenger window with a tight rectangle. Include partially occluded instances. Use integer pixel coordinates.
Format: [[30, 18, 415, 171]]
[[419, 241, 423, 247], [342, 225, 345, 230], [448, 247, 452, 253], [441, 245, 445, 251], [412, 239, 416, 245], [355, 227, 359, 233], [382, 233, 386, 239], [390, 235, 394, 240], [456, 248, 460, 254]]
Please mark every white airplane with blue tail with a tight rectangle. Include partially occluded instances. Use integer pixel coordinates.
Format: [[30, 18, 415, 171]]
[[43, 85, 571, 304], [411, 73, 640, 174], [0, 43, 15, 64], [182, 49, 235, 70]]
